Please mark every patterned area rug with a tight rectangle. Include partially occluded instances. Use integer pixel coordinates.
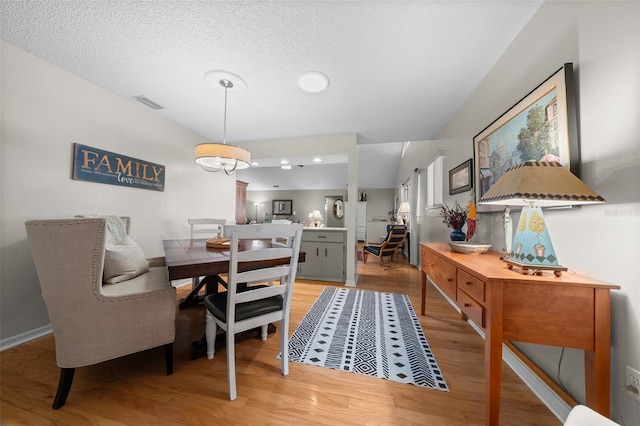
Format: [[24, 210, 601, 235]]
[[287, 287, 449, 391]]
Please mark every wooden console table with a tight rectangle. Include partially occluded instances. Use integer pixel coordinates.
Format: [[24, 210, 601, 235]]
[[420, 242, 619, 426]]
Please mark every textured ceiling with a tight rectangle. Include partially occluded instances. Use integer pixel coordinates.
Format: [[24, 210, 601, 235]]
[[1, 1, 542, 190]]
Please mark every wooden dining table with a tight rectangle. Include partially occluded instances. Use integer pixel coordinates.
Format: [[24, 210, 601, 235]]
[[162, 238, 306, 358]]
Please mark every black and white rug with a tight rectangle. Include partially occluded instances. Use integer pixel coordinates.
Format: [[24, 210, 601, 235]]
[[287, 287, 449, 391]]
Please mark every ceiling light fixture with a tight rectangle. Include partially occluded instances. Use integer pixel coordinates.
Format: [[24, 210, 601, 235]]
[[297, 71, 330, 93], [195, 75, 250, 175]]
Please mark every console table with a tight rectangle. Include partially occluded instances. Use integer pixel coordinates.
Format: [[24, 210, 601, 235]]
[[420, 243, 619, 426]]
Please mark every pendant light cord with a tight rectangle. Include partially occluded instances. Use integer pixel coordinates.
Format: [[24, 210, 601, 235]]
[[222, 83, 228, 144], [220, 78, 233, 145]]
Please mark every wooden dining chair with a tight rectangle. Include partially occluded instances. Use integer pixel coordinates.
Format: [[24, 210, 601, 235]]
[[203, 223, 303, 400]]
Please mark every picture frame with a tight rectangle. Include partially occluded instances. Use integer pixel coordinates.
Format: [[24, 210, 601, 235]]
[[448, 159, 473, 195], [473, 63, 579, 211], [272, 199, 293, 216]]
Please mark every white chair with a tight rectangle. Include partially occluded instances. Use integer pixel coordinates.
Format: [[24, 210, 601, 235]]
[[184, 218, 227, 306], [188, 218, 225, 241], [203, 223, 303, 400], [271, 219, 292, 246]]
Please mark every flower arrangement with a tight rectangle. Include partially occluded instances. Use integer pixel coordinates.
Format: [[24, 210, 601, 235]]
[[440, 201, 468, 230]]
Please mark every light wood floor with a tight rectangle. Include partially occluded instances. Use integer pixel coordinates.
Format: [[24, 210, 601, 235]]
[[1, 252, 560, 425]]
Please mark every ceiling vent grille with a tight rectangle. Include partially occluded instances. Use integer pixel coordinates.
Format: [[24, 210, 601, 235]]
[[132, 95, 164, 110]]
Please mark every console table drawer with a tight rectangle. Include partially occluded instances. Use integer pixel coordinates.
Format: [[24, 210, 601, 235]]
[[429, 252, 457, 301], [457, 288, 484, 327], [457, 269, 485, 302]]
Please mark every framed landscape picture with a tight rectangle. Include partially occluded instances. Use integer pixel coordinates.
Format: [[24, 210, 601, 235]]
[[449, 159, 472, 195], [472, 63, 579, 211]]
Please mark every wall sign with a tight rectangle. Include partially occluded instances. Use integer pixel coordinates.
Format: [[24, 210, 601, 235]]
[[72, 143, 165, 192]]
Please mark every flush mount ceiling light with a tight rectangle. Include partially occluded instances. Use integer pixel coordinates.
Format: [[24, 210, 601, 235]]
[[297, 71, 330, 93], [195, 73, 250, 175]]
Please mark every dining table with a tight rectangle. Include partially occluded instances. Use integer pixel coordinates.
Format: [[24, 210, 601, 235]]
[[162, 237, 306, 359]]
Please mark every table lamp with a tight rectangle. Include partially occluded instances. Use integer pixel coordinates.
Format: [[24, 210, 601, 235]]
[[397, 202, 411, 224], [311, 210, 323, 227], [479, 161, 604, 276]]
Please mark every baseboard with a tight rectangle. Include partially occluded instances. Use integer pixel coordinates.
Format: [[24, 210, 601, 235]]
[[0, 324, 52, 351], [428, 277, 571, 423]]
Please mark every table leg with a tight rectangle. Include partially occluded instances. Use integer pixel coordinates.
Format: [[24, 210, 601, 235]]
[[485, 281, 504, 426], [179, 275, 226, 309], [584, 288, 612, 416]]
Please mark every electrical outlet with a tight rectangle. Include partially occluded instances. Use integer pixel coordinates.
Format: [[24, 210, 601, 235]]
[[625, 365, 640, 402]]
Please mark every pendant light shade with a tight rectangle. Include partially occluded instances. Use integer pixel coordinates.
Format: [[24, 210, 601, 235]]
[[195, 76, 251, 175], [194, 143, 251, 173]]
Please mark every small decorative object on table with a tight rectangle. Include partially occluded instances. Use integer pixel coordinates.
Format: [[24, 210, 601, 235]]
[[440, 201, 468, 241], [466, 199, 477, 241]]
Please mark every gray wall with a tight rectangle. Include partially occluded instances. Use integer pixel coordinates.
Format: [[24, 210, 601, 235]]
[[395, 2, 639, 422], [1, 41, 238, 340]]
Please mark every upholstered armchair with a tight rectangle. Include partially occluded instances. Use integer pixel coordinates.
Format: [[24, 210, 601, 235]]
[[362, 224, 407, 265], [25, 217, 176, 409]]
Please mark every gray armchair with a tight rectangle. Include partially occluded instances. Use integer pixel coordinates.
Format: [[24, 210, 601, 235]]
[[25, 217, 176, 409]]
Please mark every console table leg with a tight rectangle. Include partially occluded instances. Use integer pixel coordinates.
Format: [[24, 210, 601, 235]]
[[584, 288, 612, 416], [485, 282, 504, 426]]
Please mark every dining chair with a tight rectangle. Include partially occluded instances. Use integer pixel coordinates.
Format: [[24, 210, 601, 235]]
[[203, 223, 303, 400], [187, 218, 227, 295], [270, 219, 292, 246], [362, 224, 407, 266]]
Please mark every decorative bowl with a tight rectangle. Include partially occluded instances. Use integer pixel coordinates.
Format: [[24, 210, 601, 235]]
[[448, 242, 492, 255]]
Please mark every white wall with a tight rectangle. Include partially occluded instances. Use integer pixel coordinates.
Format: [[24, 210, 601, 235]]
[[397, 2, 639, 422], [1, 41, 238, 339]]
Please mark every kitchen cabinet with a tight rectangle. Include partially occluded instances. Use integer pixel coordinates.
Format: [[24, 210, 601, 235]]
[[298, 228, 345, 281]]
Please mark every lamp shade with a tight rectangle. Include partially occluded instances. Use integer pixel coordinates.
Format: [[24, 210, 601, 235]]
[[479, 161, 604, 207], [195, 143, 251, 174], [397, 202, 411, 214], [479, 161, 604, 276], [311, 210, 323, 220]]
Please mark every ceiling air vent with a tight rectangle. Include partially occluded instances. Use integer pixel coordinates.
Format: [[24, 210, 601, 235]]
[[132, 95, 164, 110]]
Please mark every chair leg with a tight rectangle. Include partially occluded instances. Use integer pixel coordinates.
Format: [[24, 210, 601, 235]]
[[165, 343, 174, 375], [363, 251, 368, 263], [205, 311, 217, 359], [52, 367, 75, 409], [260, 324, 268, 341], [226, 327, 237, 400], [281, 318, 290, 376]]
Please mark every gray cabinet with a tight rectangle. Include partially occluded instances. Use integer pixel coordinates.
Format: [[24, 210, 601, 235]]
[[298, 229, 345, 281]]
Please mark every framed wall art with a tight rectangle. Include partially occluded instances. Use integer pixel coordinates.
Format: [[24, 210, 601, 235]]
[[448, 159, 473, 195], [272, 199, 293, 216], [472, 63, 579, 211]]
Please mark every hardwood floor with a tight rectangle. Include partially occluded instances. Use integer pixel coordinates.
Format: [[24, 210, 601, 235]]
[[1, 251, 560, 425]]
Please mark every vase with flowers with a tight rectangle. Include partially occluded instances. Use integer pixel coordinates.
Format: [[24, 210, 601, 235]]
[[440, 201, 468, 241]]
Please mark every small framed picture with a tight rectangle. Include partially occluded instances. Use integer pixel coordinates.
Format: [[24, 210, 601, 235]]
[[449, 159, 473, 195]]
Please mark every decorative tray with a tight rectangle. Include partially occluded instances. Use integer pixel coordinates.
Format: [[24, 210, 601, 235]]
[[206, 238, 230, 248], [448, 242, 492, 255]]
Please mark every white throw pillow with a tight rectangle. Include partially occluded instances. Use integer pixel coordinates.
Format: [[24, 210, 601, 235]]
[[103, 236, 149, 284]]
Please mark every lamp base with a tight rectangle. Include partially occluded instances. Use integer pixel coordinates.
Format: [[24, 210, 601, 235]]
[[501, 257, 567, 277]]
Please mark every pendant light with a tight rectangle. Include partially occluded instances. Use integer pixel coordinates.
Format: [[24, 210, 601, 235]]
[[195, 77, 250, 175]]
